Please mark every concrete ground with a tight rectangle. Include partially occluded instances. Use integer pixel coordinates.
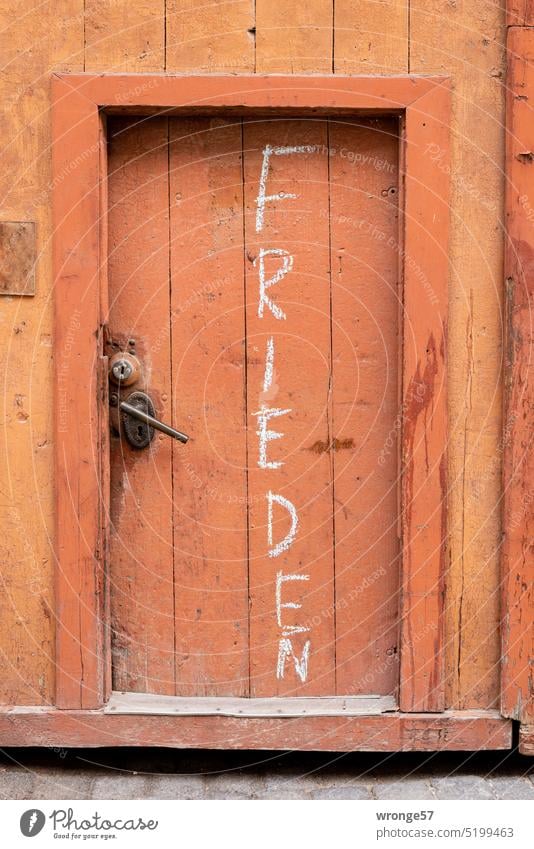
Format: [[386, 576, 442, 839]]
[[0, 747, 533, 800]]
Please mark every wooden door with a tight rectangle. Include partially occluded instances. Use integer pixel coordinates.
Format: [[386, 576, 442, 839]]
[[107, 114, 401, 702]]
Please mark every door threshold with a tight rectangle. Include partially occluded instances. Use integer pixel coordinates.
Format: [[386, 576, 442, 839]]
[[105, 691, 397, 718]]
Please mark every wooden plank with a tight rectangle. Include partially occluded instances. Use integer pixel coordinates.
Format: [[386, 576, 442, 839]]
[[52, 78, 104, 709], [243, 120, 335, 695], [85, 0, 165, 72], [328, 118, 401, 696], [0, 708, 512, 751], [399, 86, 450, 712], [51, 73, 445, 113], [507, 1, 534, 25], [255, 0, 332, 72], [519, 726, 534, 756], [166, 0, 254, 72], [85, 0, 166, 701], [334, 0, 408, 74], [0, 2, 83, 706], [169, 118, 249, 696], [410, 0, 504, 711], [107, 116, 175, 695], [106, 691, 397, 716], [501, 26, 534, 725]]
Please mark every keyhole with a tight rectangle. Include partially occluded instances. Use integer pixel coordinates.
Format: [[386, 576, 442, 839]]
[[137, 424, 144, 440]]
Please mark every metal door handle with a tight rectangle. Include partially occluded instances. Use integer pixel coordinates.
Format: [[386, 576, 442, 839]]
[[119, 392, 189, 448]]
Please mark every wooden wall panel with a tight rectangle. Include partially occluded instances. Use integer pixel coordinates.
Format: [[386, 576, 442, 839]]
[[0, 0, 509, 714], [169, 119, 250, 696], [329, 119, 401, 695], [243, 121, 335, 696], [502, 26, 534, 724], [410, 1, 505, 709], [256, 0, 332, 72], [166, 0, 254, 72], [107, 117, 175, 695], [85, 0, 165, 71], [334, 1, 408, 73], [507, 0, 534, 25], [0, 1, 84, 705]]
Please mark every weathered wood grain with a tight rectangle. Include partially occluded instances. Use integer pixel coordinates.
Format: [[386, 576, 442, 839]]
[[507, 0, 534, 25], [410, 0, 505, 711], [519, 725, 534, 756], [329, 118, 401, 696], [0, 707, 512, 751], [52, 78, 104, 709], [85, 0, 165, 71], [166, 0, 254, 72], [399, 85, 450, 712], [256, 0, 332, 72], [107, 116, 175, 695], [0, 2, 83, 706], [169, 118, 249, 695], [501, 25, 534, 726], [334, 0, 408, 74], [106, 691, 396, 716], [243, 119, 335, 696]]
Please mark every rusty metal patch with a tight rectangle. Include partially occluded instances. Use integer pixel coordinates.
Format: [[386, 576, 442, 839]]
[[0, 221, 36, 296]]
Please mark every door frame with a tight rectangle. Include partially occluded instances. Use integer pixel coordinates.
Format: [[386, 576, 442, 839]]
[[52, 74, 451, 725]]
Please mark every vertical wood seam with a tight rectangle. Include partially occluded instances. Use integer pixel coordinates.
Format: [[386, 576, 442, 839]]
[[167, 117, 176, 693], [240, 118, 252, 696], [331, 0, 335, 74], [83, 0, 86, 72], [407, 0, 411, 73], [325, 118, 337, 692]]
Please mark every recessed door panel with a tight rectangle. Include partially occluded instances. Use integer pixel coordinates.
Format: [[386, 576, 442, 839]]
[[107, 115, 400, 700]]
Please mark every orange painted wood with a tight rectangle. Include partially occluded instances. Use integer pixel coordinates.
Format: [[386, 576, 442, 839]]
[[507, 1, 534, 25], [84, 0, 165, 71], [243, 119, 335, 696], [52, 77, 105, 709], [166, 0, 254, 72], [255, 0, 332, 73], [334, 0, 408, 74], [53, 74, 450, 720], [519, 726, 534, 755], [0, 708, 511, 751], [399, 85, 450, 712], [411, 0, 504, 716], [51, 73, 447, 114], [0, 1, 83, 708], [502, 26, 534, 724], [107, 117, 175, 695], [329, 118, 401, 696], [169, 118, 249, 695]]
